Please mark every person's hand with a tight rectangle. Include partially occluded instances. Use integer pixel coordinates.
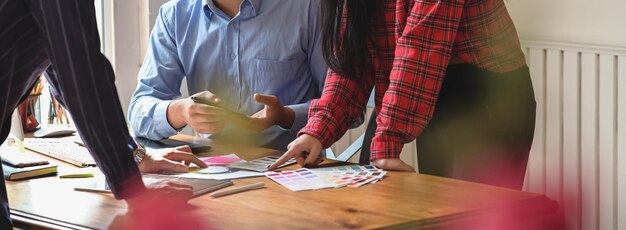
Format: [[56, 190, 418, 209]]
[[372, 158, 415, 172], [268, 134, 323, 170], [249, 93, 295, 131], [138, 145, 207, 174], [167, 91, 227, 134], [125, 180, 194, 213]]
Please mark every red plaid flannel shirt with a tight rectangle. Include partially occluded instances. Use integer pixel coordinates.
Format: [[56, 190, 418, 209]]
[[299, 0, 527, 160]]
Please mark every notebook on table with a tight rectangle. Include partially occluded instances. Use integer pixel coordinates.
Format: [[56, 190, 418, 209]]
[[75, 174, 233, 197], [2, 163, 58, 181]]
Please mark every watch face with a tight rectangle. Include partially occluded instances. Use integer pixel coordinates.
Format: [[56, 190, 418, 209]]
[[134, 154, 143, 163], [134, 145, 146, 163]]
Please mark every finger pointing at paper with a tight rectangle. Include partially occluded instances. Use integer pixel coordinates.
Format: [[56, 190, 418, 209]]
[[139, 146, 207, 174], [268, 134, 323, 170]]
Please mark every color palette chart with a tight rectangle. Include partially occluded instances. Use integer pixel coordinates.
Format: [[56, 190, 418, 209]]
[[311, 165, 386, 188], [265, 169, 336, 191], [265, 165, 387, 192]]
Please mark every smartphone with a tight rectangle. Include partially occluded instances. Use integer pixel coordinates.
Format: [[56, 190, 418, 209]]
[[190, 96, 250, 124], [130, 136, 211, 154], [157, 138, 213, 153]]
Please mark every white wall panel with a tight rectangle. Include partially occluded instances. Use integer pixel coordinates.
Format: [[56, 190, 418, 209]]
[[528, 48, 547, 194], [617, 56, 626, 230], [598, 54, 617, 230], [545, 50, 562, 202], [580, 52, 599, 230], [561, 51, 581, 230]]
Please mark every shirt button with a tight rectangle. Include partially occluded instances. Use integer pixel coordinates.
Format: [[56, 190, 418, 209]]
[[230, 54, 236, 59]]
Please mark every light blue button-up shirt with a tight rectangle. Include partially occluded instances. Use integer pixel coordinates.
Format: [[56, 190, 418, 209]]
[[128, 0, 327, 150]]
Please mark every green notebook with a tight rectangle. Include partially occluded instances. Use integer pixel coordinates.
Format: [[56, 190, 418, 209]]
[[2, 163, 57, 181]]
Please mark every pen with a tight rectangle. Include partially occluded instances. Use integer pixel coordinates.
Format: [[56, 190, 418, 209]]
[[209, 182, 265, 198], [74, 140, 85, 147]]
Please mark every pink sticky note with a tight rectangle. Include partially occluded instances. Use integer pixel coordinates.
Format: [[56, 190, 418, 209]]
[[202, 156, 241, 165]]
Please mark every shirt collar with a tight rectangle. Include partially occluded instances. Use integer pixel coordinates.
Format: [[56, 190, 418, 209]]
[[202, 0, 260, 20], [246, 0, 260, 16]]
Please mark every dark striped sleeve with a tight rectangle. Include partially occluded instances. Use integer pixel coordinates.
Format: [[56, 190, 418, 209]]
[[26, 0, 145, 199]]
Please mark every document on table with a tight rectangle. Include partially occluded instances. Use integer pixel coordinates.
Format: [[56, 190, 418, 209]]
[[177, 169, 264, 180], [172, 153, 264, 180]]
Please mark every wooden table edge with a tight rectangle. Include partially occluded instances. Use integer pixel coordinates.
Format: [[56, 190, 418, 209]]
[[11, 209, 95, 230], [380, 195, 559, 229]]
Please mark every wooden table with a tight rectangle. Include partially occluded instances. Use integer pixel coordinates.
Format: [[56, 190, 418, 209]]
[[6, 135, 558, 229]]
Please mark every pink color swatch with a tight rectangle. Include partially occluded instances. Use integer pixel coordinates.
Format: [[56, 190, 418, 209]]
[[201, 155, 241, 165]]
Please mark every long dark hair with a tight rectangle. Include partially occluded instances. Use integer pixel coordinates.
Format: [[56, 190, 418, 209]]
[[321, 0, 379, 80]]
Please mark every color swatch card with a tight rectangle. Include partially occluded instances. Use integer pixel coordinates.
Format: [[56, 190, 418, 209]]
[[310, 165, 386, 187], [200, 153, 242, 166], [229, 156, 296, 172], [347, 171, 387, 187], [316, 170, 386, 188], [265, 165, 388, 191], [264, 168, 336, 191], [315, 173, 372, 188], [311, 165, 379, 172]]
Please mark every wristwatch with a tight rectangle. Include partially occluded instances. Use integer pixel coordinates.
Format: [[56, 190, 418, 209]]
[[133, 144, 147, 164]]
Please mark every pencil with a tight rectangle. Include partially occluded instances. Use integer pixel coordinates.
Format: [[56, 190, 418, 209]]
[[209, 182, 265, 198]]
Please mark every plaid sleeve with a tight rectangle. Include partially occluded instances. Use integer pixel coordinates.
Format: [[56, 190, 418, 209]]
[[298, 68, 375, 149], [370, 1, 465, 160]]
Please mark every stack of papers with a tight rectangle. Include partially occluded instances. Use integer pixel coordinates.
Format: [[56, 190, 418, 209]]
[[228, 155, 296, 172], [177, 154, 265, 180], [169, 154, 298, 180], [174, 153, 296, 180], [265, 165, 386, 192]]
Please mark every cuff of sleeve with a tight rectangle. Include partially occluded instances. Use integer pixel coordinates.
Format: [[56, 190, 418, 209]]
[[154, 100, 181, 136], [369, 136, 404, 161], [298, 118, 333, 149], [108, 168, 146, 200], [280, 103, 310, 136]]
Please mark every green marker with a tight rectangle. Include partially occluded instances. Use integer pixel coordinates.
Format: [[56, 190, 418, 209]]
[[59, 168, 94, 178]]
